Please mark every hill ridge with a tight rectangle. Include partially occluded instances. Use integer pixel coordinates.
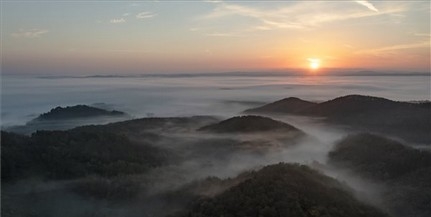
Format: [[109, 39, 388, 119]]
[[198, 115, 300, 133]]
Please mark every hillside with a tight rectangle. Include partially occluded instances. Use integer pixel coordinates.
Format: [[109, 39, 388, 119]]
[[301, 95, 407, 116], [244, 95, 431, 143], [30, 105, 127, 122], [244, 97, 317, 114], [328, 133, 431, 217], [5, 105, 131, 134], [198, 115, 300, 133], [329, 133, 431, 180], [176, 163, 390, 217], [1, 130, 168, 181], [76, 115, 218, 135]]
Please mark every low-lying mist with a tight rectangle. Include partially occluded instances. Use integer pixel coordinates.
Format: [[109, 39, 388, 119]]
[[3, 74, 430, 127], [3, 113, 397, 217]]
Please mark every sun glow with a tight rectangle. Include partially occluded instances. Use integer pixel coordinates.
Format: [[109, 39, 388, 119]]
[[308, 58, 321, 70]]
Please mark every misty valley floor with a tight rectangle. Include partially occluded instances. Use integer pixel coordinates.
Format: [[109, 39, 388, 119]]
[[1, 95, 430, 217]]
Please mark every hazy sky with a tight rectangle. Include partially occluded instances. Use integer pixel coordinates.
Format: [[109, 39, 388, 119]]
[[2, 1, 430, 75]]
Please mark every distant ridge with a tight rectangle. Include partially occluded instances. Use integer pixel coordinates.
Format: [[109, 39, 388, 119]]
[[244, 95, 431, 143], [34, 70, 430, 79], [198, 115, 300, 133], [244, 97, 317, 114], [30, 105, 126, 122], [6, 105, 130, 134], [301, 94, 410, 116]]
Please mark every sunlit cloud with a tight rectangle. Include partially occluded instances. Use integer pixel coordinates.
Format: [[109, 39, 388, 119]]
[[356, 41, 430, 55], [136, 11, 156, 19], [110, 18, 126, 24], [199, 1, 405, 32], [11, 29, 48, 38], [355, 1, 379, 12]]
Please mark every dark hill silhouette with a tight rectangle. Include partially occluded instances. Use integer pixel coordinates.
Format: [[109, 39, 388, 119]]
[[30, 105, 126, 122], [176, 163, 390, 217], [1, 130, 168, 181], [302, 95, 409, 116], [198, 115, 300, 133], [74, 116, 218, 135], [244, 97, 317, 114], [328, 133, 431, 217], [329, 133, 431, 181], [244, 95, 431, 143], [6, 105, 130, 134]]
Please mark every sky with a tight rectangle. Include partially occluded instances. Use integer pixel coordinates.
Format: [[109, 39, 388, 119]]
[[1, 1, 430, 75]]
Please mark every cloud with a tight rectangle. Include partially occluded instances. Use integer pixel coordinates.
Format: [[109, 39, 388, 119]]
[[356, 41, 430, 55], [110, 18, 126, 24], [355, 1, 379, 12], [198, 1, 404, 32], [136, 11, 156, 19], [11, 29, 48, 38]]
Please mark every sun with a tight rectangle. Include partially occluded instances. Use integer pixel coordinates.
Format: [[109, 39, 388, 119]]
[[307, 58, 321, 70]]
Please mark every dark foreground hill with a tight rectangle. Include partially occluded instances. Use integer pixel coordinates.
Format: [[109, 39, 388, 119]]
[[244, 95, 431, 143], [198, 115, 300, 133], [1, 115, 219, 183], [328, 133, 431, 217], [1, 130, 168, 181], [328, 133, 431, 180], [175, 163, 390, 217]]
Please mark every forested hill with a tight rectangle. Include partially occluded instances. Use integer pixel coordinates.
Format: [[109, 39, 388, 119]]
[[328, 133, 431, 217], [31, 105, 127, 122], [244, 95, 431, 143], [175, 163, 390, 217], [198, 115, 301, 133]]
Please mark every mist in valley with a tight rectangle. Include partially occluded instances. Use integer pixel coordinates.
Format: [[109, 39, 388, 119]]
[[2, 74, 430, 217], [2, 111, 405, 217], [2, 74, 429, 127]]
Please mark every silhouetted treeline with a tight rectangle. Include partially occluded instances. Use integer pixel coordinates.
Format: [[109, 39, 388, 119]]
[[32, 105, 126, 122], [1, 130, 168, 181], [198, 115, 301, 133], [328, 133, 431, 217], [175, 163, 390, 217], [245, 95, 431, 143]]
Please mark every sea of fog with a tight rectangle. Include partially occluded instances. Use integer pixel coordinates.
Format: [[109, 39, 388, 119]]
[[1, 74, 430, 127]]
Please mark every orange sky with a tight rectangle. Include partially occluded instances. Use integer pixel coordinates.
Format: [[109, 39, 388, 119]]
[[2, 1, 430, 74]]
